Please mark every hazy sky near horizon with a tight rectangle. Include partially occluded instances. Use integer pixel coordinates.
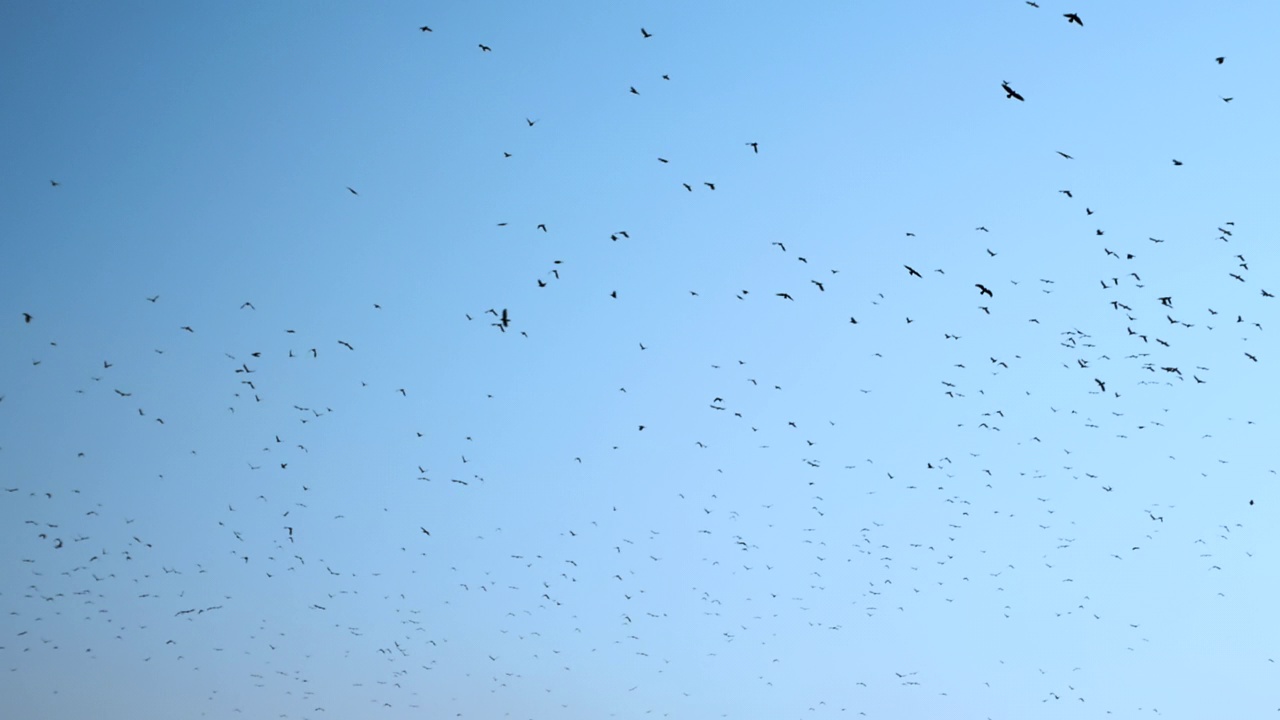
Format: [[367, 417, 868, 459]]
[[3, 2, 1279, 718]]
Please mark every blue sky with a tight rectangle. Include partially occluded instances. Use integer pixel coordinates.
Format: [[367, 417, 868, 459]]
[[3, 2, 1279, 718]]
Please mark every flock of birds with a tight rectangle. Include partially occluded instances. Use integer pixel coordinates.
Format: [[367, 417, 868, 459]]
[[4, 6, 1279, 719]]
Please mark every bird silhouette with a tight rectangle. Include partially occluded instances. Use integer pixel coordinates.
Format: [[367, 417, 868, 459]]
[[1002, 81, 1025, 101], [905, 265, 923, 278], [1064, 12, 1083, 25]]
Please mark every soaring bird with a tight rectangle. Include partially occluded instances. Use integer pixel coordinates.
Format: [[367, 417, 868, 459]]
[[1094, 378, 1106, 392], [629, 86, 639, 95], [1057, 151, 1073, 159], [1172, 159, 1183, 166], [1064, 12, 1083, 25], [1002, 81, 1025, 101], [776, 293, 794, 301], [976, 284, 993, 297], [50, 180, 60, 187], [478, 44, 491, 52], [641, 27, 652, 38], [346, 186, 359, 195], [905, 265, 923, 278], [500, 309, 510, 328], [419, 25, 432, 32], [746, 142, 758, 153]]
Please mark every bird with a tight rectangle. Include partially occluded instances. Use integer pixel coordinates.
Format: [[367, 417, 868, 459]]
[[1094, 379, 1106, 392], [1216, 56, 1225, 64], [346, 186, 358, 195], [50, 180, 60, 187], [629, 86, 639, 95], [905, 265, 923, 278], [746, 142, 758, 153], [338, 340, 354, 351], [479, 44, 491, 52], [704, 182, 715, 190], [1002, 81, 1025, 101], [641, 28, 652, 38], [500, 309, 510, 328], [1172, 159, 1183, 166], [776, 293, 794, 301], [526, 118, 537, 126], [22, 313, 32, 324], [419, 25, 432, 32], [976, 284, 993, 297], [1057, 151, 1073, 159], [1064, 12, 1083, 25]]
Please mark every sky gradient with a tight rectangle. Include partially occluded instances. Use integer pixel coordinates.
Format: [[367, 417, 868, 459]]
[[3, 2, 1279, 718]]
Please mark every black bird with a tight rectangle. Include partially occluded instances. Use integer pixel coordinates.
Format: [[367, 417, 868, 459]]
[[1002, 81, 1025, 101], [1059, 190, 1073, 197], [22, 313, 32, 324], [811, 280, 825, 291], [641, 27, 652, 38], [1216, 56, 1225, 64], [1057, 151, 1073, 159], [526, 118, 537, 126], [50, 180, 60, 187], [500, 309, 510, 328], [746, 142, 758, 153], [1172, 159, 1183, 166], [479, 44, 491, 52], [1064, 12, 1083, 25], [1094, 378, 1106, 392], [776, 293, 794, 301], [338, 340, 354, 351], [630, 86, 639, 95], [704, 182, 716, 190], [905, 265, 923, 278], [976, 284, 993, 297], [346, 186, 358, 195], [419, 25, 432, 32], [146, 295, 159, 302]]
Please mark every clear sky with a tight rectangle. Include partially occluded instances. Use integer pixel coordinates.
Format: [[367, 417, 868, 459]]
[[2, 2, 1278, 718]]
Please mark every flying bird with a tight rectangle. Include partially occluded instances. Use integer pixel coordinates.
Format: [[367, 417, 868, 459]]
[[346, 186, 358, 195], [1064, 12, 1083, 25], [1216, 56, 1225, 64], [1002, 81, 1025, 101], [419, 25, 432, 32], [905, 265, 923, 278], [746, 142, 758, 153], [976, 284, 993, 297], [22, 313, 32, 324], [479, 44, 491, 52], [1057, 151, 1073, 159], [641, 28, 652, 38]]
